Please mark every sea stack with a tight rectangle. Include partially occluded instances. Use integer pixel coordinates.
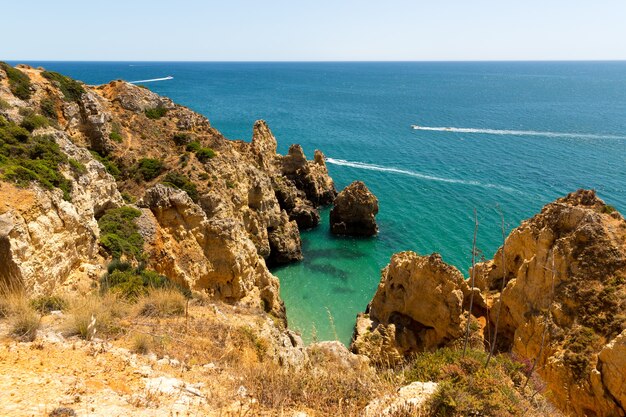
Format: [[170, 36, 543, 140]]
[[330, 181, 379, 236]]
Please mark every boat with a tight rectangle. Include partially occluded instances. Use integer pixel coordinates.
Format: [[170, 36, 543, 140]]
[[411, 124, 420, 129]]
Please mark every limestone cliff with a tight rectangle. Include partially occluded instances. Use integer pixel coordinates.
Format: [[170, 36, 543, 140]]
[[354, 190, 626, 416], [474, 189, 626, 416], [0, 63, 336, 316], [351, 252, 469, 364]]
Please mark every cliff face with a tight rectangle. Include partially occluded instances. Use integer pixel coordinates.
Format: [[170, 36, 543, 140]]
[[474, 190, 626, 416], [354, 190, 626, 416], [0, 63, 335, 316]]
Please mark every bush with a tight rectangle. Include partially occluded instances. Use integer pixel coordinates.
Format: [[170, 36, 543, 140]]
[[172, 133, 191, 146], [100, 263, 172, 300], [109, 131, 123, 143], [144, 107, 167, 119], [90, 150, 121, 179], [41, 71, 85, 102], [162, 171, 199, 202], [11, 309, 40, 342], [0, 120, 73, 200], [97, 206, 144, 260], [68, 158, 87, 175], [20, 112, 49, 132], [602, 204, 616, 214], [196, 147, 216, 162], [0, 62, 32, 100], [136, 158, 165, 181], [0, 98, 10, 110], [40, 98, 57, 119], [30, 295, 68, 313], [186, 141, 201, 152]]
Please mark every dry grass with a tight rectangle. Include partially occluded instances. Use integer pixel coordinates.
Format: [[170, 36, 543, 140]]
[[63, 293, 130, 340], [8, 297, 41, 342], [240, 361, 393, 416], [136, 288, 186, 317], [131, 332, 153, 354]]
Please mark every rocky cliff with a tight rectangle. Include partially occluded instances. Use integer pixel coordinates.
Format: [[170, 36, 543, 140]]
[[474, 189, 626, 416], [330, 180, 379, 236], [0, 63, 335, 317], [353, 190, 626, 416]]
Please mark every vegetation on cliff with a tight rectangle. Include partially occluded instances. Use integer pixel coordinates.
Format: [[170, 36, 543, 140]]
[[41, 70, 85, 102], [0, 62, 31, 100], [0, 116, 72, 200]]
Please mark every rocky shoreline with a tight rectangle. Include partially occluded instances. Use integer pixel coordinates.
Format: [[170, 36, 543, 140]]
[[1, 63, 624, 417]]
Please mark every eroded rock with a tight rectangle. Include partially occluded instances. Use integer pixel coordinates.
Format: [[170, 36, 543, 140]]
[[330, 180, 378, 236]]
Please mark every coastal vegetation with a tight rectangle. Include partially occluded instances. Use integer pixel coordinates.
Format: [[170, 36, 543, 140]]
[[186, 140, 216, 162], [0, 116, 72, 200], [135, 157, 165, 181], [41, 70, 85, 102], [97, 206, 144, 260], [0, 61, 31, 100], [144, 106, 167, 119], [162, 171, 199, 201]]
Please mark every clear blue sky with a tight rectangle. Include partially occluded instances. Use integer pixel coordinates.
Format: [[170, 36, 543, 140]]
[[3, 0, 626, 61]]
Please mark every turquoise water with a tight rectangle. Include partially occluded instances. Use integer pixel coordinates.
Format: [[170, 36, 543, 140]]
[[14, 61, 626, 344]]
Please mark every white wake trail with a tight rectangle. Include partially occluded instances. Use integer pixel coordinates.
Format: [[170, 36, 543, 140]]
[[129, 76, 174, 84], [325, 158, 516, 192], [412, 125, 626, 140]]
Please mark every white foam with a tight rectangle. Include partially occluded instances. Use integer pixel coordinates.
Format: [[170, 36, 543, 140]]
[[325, 158, 516, 192], [411, 125, 626, 140], [129, 76, 174, 84]]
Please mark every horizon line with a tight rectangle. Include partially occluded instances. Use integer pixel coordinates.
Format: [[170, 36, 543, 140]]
[[4, 59, 626, 64]]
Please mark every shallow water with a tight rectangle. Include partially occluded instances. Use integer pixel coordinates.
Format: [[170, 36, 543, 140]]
[[17, 61, 626, 345]]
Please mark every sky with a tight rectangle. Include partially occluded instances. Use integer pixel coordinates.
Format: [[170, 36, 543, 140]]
[[2, 0, 626, 61]]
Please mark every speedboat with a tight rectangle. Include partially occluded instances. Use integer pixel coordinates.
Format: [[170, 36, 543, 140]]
[[411, 124, 420, 129]]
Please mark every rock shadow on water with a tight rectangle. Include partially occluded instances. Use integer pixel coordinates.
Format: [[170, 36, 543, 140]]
[[305, 262, 350, 282], [331, 285, 355, 294]]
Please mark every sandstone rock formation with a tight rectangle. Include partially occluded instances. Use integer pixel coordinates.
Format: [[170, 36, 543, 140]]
[[474, 189, 626, 417], [351, 252, 469, 363], [353, 190, 626, 416], [281, 144, 336, 207], [0, 64, 334, 318], [0, 129, 123, 294], [330, 180, 379, 236]]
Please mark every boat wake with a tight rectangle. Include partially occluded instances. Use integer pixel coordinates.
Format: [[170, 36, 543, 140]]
[[411, 125, 626, 140], [129, 76, 174, 84], [325, 158, 516, 192]]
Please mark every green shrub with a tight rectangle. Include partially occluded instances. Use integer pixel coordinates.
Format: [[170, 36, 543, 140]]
[[20, 112, 49, 132], [97, 206, 144, 260], [162, 171, 199, 202], [0, 98, 10, 110], [602, 204, 616, 214], [0, 120, 72, 200], [136, 158, 165, 181], [121, 192, 136, 204], [90, 150, 121, 179], [109, 131, 123, 143], [144, 107, 167, 119], [186, 141, 201, 152], [196, 147, 216, 162], [172, 133, 191, 146], [0, 62, 32, 100], [68, 158, 87, 175], [100, 262, 171, 300], [41, 71, 85, 102], [31, 295, 68, 313], [40, 98, 57, 119]]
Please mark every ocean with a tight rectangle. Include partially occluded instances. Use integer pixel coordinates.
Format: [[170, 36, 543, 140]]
[[14, 61, 626, 345]]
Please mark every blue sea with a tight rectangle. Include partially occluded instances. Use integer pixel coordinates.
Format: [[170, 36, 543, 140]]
[[14, 61, 626, 344]]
